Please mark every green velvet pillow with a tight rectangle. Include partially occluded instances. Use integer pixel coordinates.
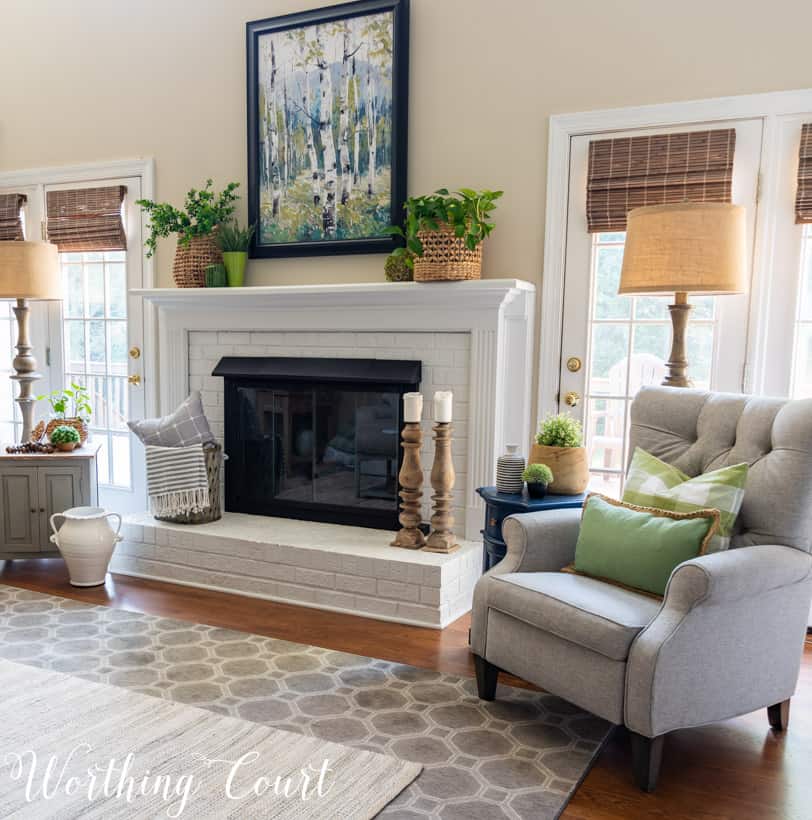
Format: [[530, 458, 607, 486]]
[[570, 494, 720, 597]]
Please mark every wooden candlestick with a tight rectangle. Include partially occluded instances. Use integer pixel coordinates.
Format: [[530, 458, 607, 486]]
[[391, 422, 426, 549], [425, 422, 460, 554]]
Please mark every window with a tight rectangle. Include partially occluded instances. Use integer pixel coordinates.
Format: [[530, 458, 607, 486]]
[[60, 250, 131, 487], [791, 224, 812, 398]]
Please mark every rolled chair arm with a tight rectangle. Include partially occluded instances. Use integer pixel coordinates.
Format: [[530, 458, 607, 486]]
[[497, 507, 583, 576], [626, 545, 812, 737], [663, 544, 812, 608]]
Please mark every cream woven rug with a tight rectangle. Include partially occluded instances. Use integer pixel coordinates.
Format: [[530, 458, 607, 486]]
[[0, 659, 420, 818]]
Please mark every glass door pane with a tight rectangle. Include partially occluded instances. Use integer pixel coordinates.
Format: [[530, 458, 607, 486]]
[[60, 250, 131, 488]]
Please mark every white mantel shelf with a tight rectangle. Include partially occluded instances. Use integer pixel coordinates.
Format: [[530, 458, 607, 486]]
[[133, 278, 534, 310], [134, 278, 536, 541]]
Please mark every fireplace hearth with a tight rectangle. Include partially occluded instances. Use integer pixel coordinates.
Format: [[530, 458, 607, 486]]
[[214, 357, 422, 529]]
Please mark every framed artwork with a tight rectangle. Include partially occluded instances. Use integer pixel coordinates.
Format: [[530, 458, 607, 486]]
[[246, 0, 409, 258]]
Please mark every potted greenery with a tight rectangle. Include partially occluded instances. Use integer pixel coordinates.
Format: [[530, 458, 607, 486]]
[[49, 424, 81, 452], [522, 463, 554, 499], [215, 221, 255, 287], [136, 180, 240, 288], [37, 382, 92, 446], [386, 188, 503, 281], [529, 413, 589, 494]]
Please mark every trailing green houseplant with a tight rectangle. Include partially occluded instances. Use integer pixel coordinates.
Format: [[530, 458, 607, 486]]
[[137, 180, 240, 287], [529, 413, 588, 495], [522, 463, 554, 499], [136, 180, 240, 258], [385, 188, 503, 274], [215, 221, 255, 287]]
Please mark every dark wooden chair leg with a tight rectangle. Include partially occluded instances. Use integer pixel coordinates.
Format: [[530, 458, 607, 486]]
[[767, 698, 791, 731], [630, 732, 665, 793], [473, 654, 499, 701]]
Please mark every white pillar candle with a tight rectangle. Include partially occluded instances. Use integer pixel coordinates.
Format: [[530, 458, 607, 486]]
[[434, 391, 453, 423], [403, 392, 423, 423]]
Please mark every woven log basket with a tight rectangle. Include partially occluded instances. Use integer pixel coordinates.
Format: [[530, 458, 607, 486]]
[[155, 443, 224, 525], [172, 234, 222, 288], [413, 224, 482, 282]]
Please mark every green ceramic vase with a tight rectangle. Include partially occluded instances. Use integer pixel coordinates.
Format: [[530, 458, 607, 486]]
[[222, 251, 247, 287]]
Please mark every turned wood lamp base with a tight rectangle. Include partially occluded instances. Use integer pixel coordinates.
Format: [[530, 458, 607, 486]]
[[663, 291, 693, 389]]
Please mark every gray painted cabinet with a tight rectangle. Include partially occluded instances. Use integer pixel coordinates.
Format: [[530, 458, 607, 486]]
[[0, 448, 99, 558]]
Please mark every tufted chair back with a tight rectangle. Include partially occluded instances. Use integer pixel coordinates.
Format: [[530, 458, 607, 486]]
[[628, 387, 812, 552]]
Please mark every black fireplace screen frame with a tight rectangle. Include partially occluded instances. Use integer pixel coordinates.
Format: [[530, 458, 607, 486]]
[[215, 357, 422, 530]]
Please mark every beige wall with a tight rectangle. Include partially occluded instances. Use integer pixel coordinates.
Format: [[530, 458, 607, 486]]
[[2, 0, 812, 400]]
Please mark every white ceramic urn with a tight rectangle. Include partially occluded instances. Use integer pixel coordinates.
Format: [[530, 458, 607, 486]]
[[49, 506, 122, 587]]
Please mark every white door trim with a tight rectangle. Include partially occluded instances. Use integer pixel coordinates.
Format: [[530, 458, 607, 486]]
[[539, 87, 812, 415]]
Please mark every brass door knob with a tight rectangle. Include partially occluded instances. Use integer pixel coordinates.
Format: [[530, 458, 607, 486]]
[[128, 374, 141, 386], [129, 346, 141, 359], [564, 391, 581, 407]]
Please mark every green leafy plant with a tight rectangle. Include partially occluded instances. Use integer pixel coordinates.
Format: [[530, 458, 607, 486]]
[[522, 463, 554, 485], [49, 425, 81, 445], [216, 221, 255, 252], [136, 179, 240, 258], [536, 413, 583, 448], [385, 188, 503, 268], [37, 383, 92, 421]]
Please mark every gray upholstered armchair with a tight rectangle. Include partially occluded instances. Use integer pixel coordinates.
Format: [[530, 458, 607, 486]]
[[471, 387, 812, 791]]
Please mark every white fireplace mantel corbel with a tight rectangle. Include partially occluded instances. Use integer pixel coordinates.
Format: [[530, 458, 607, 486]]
[[134, 279, 535, 539]]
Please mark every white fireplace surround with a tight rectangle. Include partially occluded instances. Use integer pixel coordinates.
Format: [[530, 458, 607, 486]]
[[136, 279, 535, 540]]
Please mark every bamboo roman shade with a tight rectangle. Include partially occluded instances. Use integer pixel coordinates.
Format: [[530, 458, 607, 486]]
[[0, 193, 27, 241], [46, 185, 127, 251], [795, 123, 812, 224], [586, 129, 736, 233]]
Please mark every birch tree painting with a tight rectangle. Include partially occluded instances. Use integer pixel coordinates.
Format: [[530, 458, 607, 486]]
[[251, 6, 403, 252]]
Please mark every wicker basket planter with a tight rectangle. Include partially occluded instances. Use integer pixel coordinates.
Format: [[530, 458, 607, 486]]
[[172, 234, 222, 289], [155, 443, 223, 525], [413, 224, 482, 282], [529, 443, 589, 495], [45, 417, 88, 446]]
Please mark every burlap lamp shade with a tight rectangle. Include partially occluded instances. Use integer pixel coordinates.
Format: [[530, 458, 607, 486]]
[[618, 203, 747, 387]]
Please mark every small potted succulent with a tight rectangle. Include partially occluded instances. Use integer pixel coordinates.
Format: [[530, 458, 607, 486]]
[[49, 424, 81, 452], [522, 463, 554, 499], [38, 382, 92, 446], [529, 413, 588, 495], [215, 221, 255, 287]]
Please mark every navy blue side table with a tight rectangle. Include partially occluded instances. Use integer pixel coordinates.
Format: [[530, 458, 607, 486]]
[[476, 486, 586, 572]]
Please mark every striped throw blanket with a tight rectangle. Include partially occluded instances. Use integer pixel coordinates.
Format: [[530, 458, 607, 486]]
[[145, 443, 209, 518]]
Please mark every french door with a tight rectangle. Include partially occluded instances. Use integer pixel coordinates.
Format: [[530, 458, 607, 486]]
[[46, 177, 146, 512], [558, 119, 763, 496]]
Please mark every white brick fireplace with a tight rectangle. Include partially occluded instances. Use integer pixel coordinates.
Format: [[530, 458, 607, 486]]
[[137, 279, 535, 540], [119, 279, 535, 627]]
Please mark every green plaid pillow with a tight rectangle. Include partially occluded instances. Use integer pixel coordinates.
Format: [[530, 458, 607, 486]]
[[623, 448, 748, 552]]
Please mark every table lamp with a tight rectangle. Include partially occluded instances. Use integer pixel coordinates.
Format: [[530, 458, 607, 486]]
[[0, 241, 61, 443], [618, 203, 747, 388]]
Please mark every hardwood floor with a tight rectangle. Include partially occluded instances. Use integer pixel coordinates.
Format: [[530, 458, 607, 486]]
[[2, 558, 810, 820]]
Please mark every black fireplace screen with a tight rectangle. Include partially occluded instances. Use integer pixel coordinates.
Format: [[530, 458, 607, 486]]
[[214, 357, 421, 529]]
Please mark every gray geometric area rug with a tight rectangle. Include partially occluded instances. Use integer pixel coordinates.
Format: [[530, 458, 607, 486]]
[[0, 584, 612, 820]]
